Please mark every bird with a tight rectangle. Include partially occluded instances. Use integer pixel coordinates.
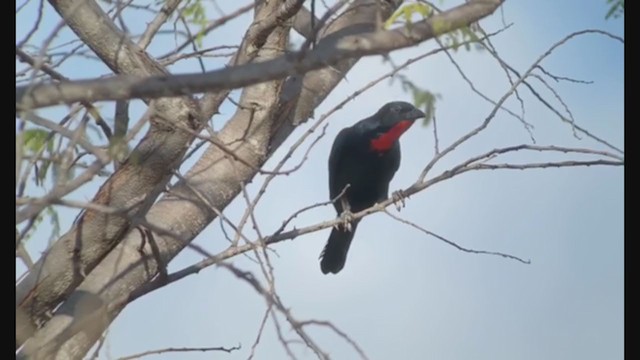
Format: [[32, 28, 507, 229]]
[[319, 101, 425, 274]]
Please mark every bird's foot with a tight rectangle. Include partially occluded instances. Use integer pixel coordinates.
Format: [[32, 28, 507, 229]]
[[391, 190, 408, 211], [335, 210, 355, 232]]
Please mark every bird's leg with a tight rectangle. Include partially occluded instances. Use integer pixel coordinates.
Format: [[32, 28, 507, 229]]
[[391, 189, 408, 211], [336, 197, 354, 232]]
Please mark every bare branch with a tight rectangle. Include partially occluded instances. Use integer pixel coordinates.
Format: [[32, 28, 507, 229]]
[[220, 263, 328, 359], [158, 45, 238, 66], [16, 0, 44, 48], [126, 143, 623, 303], [530, 73, 577, 131], [16, 244, 35, 270], [248, 307, 271, 360], [483, 30, 624, 155], [298, 320, 368, 360], [298, 0, 351, 53], [268, 311, 298, 360], [20, 113, 109, 163], [16, 157, 110, 222], [419, 29, 624, 182], [242, 0, 305, 57], [118, 344, 241, 360], [384, 210, 530, 264], [535, 65, 593, 84], [464, 144, 624, 163], [434, 27, 536, 141], [16, 48, 113, 139], [137, 0, 183, 49], [432, 113, 440, 155], [46, 0, 170, 77], [177, 15, 207, 73], [182, 240, 326, 359], [18, 0, 508, 109], [254, 158, 622, 249], [16, 0, 32, 13], [271, 183, 349, 239], [470, 159, 621, 170], [17, 196, 143, 215], [159, 2, 255, 59]]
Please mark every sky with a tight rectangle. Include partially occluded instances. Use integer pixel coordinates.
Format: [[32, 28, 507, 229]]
[[16, 1, 624, 359]]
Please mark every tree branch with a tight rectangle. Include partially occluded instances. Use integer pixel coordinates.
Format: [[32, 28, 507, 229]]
[[17, 0, 507, 109], [118, 344, 241, 360], [384, 210, 530, 264], [137, 0, 183, 50]]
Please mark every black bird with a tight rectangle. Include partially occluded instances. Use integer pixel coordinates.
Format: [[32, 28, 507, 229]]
[[320, 101, 425, 274]]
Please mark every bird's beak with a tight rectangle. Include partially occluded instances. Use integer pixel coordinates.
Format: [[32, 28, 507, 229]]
[[408, 108, 426, 121]]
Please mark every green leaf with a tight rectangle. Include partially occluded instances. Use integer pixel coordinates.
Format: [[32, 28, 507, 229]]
[[384, 3, 432, 29], [22, 129, 52, 154], [384, 11, 402, 29], [182, 0, 208, 46], [395, 74, 440, 126], [432, 17, 452, 36], [605, 0, 624, 19], [21, 128, 55, 186]]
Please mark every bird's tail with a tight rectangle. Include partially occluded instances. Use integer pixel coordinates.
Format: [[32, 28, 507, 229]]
[[319, 221, 359, 274]]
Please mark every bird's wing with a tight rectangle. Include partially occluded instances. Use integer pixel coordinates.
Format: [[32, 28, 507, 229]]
[[328, 127, 353, 199]]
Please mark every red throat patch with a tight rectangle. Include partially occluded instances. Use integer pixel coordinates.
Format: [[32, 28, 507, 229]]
[[370, 120, 413, 152]]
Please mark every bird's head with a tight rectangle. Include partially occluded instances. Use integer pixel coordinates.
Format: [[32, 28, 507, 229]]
[[366, 101, 426, 153], [375, 101, 426, 127]]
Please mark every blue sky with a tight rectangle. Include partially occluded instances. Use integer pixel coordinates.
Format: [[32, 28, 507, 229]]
[[16, 1, 623, 359]]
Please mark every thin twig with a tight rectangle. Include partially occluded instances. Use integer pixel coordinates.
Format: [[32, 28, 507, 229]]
[[220, 263, 328, 360], [419, 30, 622, 182], [118, 344, 241, 360], [137, 0, 183, 49], [432, 113, 440, 155], [529, 73, 577, 134], [488, 30, 624, 155], [248, 307, 271, 360], [21, 112, 109, 163], [160, 3, 255, 59], [17, 196, 143, 215], [271, 184, 350, 238], [298, 320, 368, 360], [179, 14, 206, 73], [535, 65, 593, 84], [435, 24, 536, 141], [384, 210, 530, 264], [159, 45, 238, 66], [16, 0, 44, 48], [16, 48, 113, 139], [16, 0, 31, 13]]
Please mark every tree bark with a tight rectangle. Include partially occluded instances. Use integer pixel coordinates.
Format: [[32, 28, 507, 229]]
[[16, 0, 204, 348]]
